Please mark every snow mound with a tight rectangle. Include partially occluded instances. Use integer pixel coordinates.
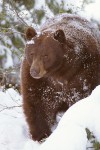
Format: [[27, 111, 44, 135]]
[[25, 85, 100, 150]]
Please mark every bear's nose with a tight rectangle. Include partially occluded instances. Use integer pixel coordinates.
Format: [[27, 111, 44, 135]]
[[30, 68, 40, 79]]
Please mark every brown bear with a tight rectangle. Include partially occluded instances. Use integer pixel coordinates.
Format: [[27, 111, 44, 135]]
[[21, 13, 100, 142]]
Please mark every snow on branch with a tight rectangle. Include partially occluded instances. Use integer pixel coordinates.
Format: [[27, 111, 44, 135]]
[[6, 0, 28, 27]]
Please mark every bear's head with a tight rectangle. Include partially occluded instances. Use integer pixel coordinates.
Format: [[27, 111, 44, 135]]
[[25, 27, 66, 79]]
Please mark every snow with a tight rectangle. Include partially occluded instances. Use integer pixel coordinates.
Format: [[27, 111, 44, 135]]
[[0, 44, 13, 69], [27, 39, 35, 45], [0, 85, 100, 150], [0, 0, 2, 13], [79, 0, 100, 22], [57, 0, 83, 12], [83, 0, 100, 21], [0, 88, 30, 150], [23, 85, 100, 150], [0, 0, 100, 150]]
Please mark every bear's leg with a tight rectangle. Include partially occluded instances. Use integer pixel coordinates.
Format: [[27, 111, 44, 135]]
[[21, 59, 51, 141], [23, 100, 51, 141]]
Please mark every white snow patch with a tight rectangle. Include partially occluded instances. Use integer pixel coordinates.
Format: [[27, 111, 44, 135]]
[[74, 45, 81, 54], [27, 39, 35, 45], [83, 79, 88, 91], [51, 112, 64, 132], [0, 88, 29, 150], [24, 140, 40, 150], [79, 0, 100, 22], [57, 0, 83, 12], [84, 0, 100, 22]]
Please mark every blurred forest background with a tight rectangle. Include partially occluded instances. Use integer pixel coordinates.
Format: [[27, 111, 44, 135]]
[[0, 0, 99, 92]]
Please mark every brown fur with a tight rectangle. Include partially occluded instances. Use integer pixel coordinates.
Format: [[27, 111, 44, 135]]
[[21, 14, 100, 141]]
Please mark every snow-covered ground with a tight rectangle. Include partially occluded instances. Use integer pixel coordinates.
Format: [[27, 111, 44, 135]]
[[0, 86, 100, 150], [0, 88, 30, 150]]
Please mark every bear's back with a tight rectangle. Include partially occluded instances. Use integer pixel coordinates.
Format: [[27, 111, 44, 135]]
[[41, 13, 100, 53]]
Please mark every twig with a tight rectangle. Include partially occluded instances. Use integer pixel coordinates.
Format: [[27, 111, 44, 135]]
[[0, 105, 22, 112]]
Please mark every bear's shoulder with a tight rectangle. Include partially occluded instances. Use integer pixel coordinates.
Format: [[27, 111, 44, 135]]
[[41, 14, 95, 31]]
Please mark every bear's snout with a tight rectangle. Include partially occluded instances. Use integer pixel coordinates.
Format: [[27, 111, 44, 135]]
[[30, 69, 40, 78], [30, 60, 47, 79], [30, 67, 41, 79]]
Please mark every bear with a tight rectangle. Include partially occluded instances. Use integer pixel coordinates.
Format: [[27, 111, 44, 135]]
[[21, 13, 100, 142]]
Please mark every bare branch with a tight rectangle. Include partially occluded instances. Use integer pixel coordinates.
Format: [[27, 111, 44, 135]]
[[0, 105, 22, 112]]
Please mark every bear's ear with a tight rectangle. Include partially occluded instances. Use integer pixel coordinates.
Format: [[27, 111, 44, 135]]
[[25, 27, 37, 40], [54, 29, 66, 43]]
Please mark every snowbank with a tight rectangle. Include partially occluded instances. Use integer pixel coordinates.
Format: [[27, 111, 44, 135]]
[[0, 88, 29, 150], [37, 85, 100, 150]]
